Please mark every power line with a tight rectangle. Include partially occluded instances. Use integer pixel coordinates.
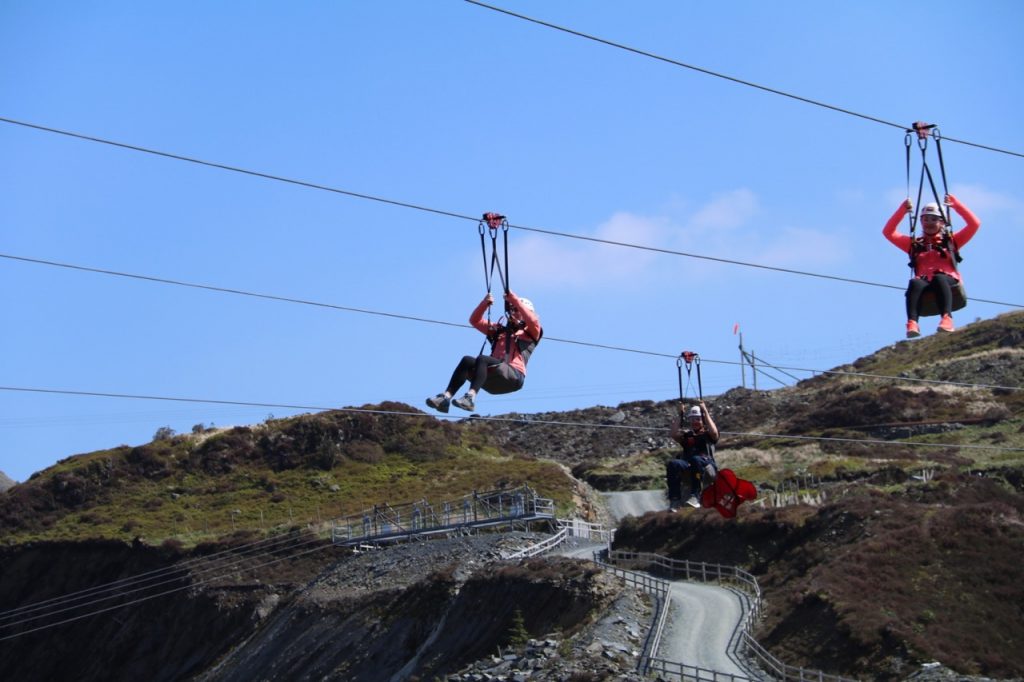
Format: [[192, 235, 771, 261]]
[[463, 1, 1024, 160], [2, 119, 1022, 308], [1, 385, 1021, 454], [2, 252, 1021, 393]]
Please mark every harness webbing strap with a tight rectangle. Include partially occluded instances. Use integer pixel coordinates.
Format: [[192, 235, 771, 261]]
[[677, 351, 702, 401], [905, 132, 916, 235], [477, 212, 511, 355], [905, 123, 961, 273]]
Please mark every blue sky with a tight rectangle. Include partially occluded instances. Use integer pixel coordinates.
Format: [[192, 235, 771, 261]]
[[2, 1, 1022, 483]]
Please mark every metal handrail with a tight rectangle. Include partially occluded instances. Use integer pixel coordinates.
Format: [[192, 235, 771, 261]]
[[606, 551, 859, 682], [330, 485, 555, 546], [593, 559, 671, 674], [644, 657, 755, 681], [505, 527, 568, 559]]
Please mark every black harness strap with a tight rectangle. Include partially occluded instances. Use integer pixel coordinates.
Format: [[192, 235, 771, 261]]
[[478, 212, 510, 355], [478, 213, 509, 296], [486, 324, 542, 370], [909, 129, 917, 236], [932, 130, 961, 264], [475, 212, 539, 367], [676, 356, 685, 402], [934, 128, 952, 224], [679, 351, 702, 401], [906, 123, 961, 273]]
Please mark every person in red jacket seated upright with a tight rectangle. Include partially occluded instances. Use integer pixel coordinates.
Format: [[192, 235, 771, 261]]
[[426, 290, 542, 413], [882, 194, 980, 338]]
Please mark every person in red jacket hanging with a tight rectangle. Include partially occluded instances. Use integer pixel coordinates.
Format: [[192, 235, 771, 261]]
[[426, 291, 542, 413], [882, 194, 980, 338]]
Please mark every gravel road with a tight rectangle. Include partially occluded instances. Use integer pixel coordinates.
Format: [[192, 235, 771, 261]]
[[598, 489, 754, 678], [661, 581, 750, 676], [601, 489, 667, 520]]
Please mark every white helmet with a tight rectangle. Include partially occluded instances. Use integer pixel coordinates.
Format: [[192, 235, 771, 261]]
[[687, 406, 703, 419], [517, 297, 534, 313]]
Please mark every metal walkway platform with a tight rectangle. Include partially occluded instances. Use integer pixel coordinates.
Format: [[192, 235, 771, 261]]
[[330, 485, 556, 546]]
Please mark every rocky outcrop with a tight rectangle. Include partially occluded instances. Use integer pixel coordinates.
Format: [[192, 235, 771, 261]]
[[0, 470, 14, 492]]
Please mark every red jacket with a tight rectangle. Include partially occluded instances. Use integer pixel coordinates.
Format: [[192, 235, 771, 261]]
[[883, 199, 980, 283], [469, 292, 541, 376]]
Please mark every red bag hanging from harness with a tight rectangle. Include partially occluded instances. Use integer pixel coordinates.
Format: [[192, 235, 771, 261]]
[[700, 468, 758, 519]]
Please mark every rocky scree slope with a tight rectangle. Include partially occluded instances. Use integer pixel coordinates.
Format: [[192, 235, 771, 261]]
[[0, 533, 653, 682]]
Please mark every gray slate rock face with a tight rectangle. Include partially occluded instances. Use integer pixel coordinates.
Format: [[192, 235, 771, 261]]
[[0, 471, 15, 492]]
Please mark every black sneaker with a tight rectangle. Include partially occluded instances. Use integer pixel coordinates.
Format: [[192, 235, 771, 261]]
[[425, 394, 450, 413], [452, 394, 476, 412], [668, 498, 681, 512]]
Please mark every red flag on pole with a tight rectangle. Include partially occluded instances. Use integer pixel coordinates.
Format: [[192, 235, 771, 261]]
[[733, 323, 739, 335]]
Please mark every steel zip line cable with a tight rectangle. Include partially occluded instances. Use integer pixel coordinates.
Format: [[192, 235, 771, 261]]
[[463, 0, 1024, 160], [0, 529, 302, 619], [1, 386, 1021, 454], [0, 539, 336, 642], [0, 532, 327, 631], [0, 118, 472, 223], [2, 252, 1020, 393], [0, 530, 315, 624], [4, 250, 1019, 393], [2, 118, 1022, 308]]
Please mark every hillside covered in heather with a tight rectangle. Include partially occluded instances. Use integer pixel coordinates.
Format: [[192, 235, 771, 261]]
[[0, 311, 1021, 680]]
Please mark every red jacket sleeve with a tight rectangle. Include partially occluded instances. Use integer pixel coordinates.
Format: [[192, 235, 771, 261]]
[[469, 296, 495, 335], [882, 202, 912, 252], [950, 200, 981, 249]]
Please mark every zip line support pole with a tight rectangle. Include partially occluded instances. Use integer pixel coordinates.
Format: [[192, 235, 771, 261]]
[[750, 350, 758, 391], [738, 332, 746, 389]]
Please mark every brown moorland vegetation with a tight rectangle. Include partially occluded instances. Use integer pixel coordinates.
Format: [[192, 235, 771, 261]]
[[612, 469, 1024, 680]]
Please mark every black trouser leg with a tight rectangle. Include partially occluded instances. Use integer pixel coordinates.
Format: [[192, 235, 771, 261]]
[[468, 355, 502, 392], [905, 277, 929, 321], [666, 460, 687, 500], [445, 356, 478, 396], [931, 273, 955, 315]]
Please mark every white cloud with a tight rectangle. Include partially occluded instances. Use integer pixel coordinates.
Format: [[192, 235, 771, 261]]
[[952, 183, 1024, 216], [688, 188, 758, 232], [886, 182, 1023, 226], [512, 188, 845, 291], [755, 227, 846, 268], [513, 212, 671, 288]]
